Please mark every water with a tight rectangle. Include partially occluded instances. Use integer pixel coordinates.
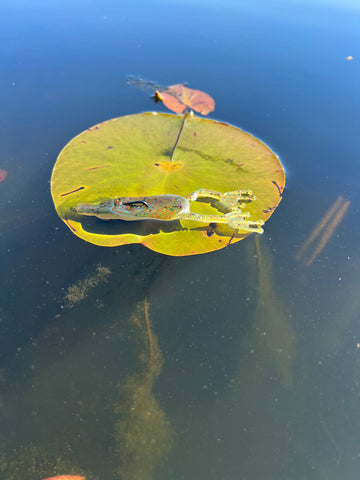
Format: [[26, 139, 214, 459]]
[[1, 0, 360, 479]]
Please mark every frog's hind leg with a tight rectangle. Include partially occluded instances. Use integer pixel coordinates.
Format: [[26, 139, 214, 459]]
[[225, 211, 264, 234], [179, 210, 264, 234]]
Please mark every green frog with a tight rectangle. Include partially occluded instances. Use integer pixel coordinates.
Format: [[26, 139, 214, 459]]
[[76, 189, 264, 233]]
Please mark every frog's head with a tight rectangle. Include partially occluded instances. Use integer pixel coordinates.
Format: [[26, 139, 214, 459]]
[[76, 200, 115, 218]]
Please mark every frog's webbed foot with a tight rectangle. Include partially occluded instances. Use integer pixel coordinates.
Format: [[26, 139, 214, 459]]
[[225, 211, 264, 233]]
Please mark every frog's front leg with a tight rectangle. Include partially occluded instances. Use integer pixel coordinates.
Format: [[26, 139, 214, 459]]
[[188, 189, 256, 210], [218, 190, 256, 210], [188, 189, 224, 202], [76, 200, 116, 220]]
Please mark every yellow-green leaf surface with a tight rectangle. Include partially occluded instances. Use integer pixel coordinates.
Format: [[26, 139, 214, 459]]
[[51, 112, 285, 256]]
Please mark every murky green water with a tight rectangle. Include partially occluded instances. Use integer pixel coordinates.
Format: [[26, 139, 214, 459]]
[[1, 1, 360, 479]]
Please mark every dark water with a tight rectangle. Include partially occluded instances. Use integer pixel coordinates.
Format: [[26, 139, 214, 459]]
[[1, 0, 360, 479]]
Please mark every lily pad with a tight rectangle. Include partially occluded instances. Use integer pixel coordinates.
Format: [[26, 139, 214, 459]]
[[51, 112, 285, 256], [0, 169, 7, 182], [155, 84, 215, 115]]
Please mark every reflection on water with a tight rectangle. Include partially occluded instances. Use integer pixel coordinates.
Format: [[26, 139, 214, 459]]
[[114, 300, 173, 480], [252, 236, 296, 389], [1, 213, 359, 479], [296, 196, 351, 267]]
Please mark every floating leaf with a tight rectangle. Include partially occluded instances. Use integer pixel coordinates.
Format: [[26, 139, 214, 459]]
[[51, 112, 285, 256], [155, 84, 215, 115], [0, 169, 7, 182], [42, 476, 85, 480]]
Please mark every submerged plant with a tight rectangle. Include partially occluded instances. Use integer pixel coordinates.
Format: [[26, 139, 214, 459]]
[[113, 301, 173, 480]]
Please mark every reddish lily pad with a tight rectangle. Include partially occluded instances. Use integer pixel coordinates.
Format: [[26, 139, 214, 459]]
[[42, 476, 85, 480], [0, 169, 7, 182], [155, 84, 215, 115]]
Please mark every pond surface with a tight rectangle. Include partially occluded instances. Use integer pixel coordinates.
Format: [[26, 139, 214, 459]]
[[1, 0, 360, 479]]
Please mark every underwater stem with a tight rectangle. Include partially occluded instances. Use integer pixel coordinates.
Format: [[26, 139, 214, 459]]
[[169, 112, 188, 162]]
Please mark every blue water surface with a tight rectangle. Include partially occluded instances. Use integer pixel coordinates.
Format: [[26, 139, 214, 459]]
[[1, 1, 360, 479]]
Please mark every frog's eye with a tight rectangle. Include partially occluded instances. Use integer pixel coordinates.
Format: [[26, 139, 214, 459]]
[[123, 200, 150, 209]]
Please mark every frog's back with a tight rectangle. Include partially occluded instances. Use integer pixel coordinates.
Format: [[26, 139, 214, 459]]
[[114, 194, 190, 220]]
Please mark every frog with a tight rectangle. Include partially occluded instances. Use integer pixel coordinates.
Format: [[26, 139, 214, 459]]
[[76, 189, 264, 233]]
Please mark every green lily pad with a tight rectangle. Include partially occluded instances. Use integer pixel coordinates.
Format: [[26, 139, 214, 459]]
[[51, 112, 285, 256]]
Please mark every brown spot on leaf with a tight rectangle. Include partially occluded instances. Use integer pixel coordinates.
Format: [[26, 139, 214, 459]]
[[272, 181, 284, 197], [225, 158, 244, 169], [60, 186, 85, 197], [87, 166, 110, 171], [227, 232, 236, 245], [64, 219, 76, 232], [263, 206, 277, 214]]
